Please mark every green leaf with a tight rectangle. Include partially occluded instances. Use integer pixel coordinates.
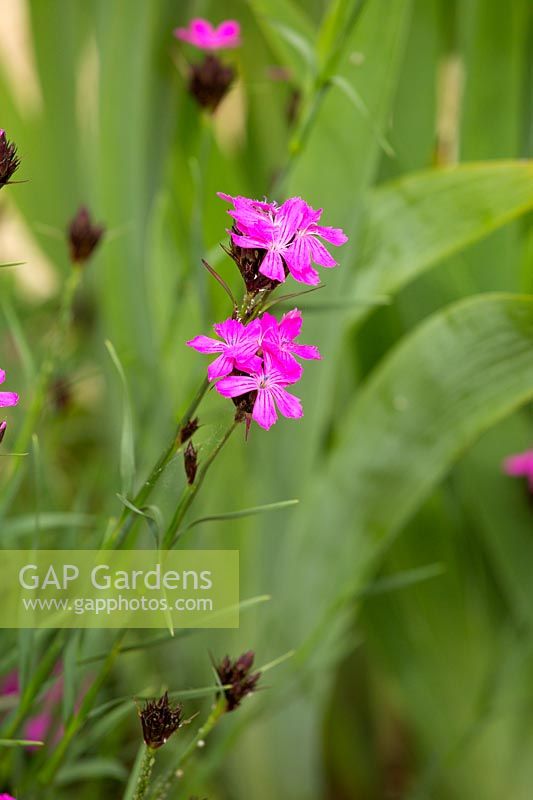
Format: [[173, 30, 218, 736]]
[[0, 738, 43, 748], [179, 499, 299, 536], [279, 294, 533, 664], [56, 757, 127, 784], [0, 512, 96, 540], [105, 340, 136, 495], [350, 162, 533, 322]]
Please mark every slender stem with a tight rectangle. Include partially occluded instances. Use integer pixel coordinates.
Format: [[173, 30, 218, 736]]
[[0, 268, 82, 513], [151, 697, 226, 800], [38, 630, 126, 784], [132, 746, 158, 800], [103, 377, 210, 549], [162, 419, 239, 549]]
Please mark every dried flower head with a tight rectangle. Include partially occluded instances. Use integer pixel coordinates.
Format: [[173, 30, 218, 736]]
[[189, 54, 235, 112], [215, 651, 261, 711], [67, 206, 104, 264], [184, 441, 198, 485], [0, 421, 7, 445], [139, 692, 183, 749], [0, 130, 20, 188]]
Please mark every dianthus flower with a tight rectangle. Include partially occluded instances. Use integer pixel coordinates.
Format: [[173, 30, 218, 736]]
[[503, 450, 533, 492], [187, 318, 262, 380], [219, 193, 347, 285], [0, 369, 19, 408], [174, 18, 240, 50]]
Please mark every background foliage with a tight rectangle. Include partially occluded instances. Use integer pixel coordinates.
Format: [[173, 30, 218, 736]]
[[0, 0, 532, 798]]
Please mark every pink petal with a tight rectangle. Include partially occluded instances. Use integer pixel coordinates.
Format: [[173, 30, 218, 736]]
[[307, 236, 338, 268], [213, 318, 243, 343], [216, 375, 257, 398], [259, 250, 286, 283], [252, 389, 278, 430], [271, 386, 303, 420], [231, 231, 270, 250], [503, 452, 533, 476], [235, 354, 263, 374], [215, 20, 241, 46], [284, 240, 321, 285], [279, 308, 302, 340], [310, 223, 348, 245], [276, 197, 306, 243], [291, 343, 321, 360], [186, 335, 223, 354], [265, 350, 303, 381], [25, 712, 52, 745], [0, 392, 18, 407], [0, 369, 5, 384], [207, 354, 234, 381]]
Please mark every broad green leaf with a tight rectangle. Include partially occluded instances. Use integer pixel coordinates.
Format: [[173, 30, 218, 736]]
[[278, 295, 533, 663], [349, 162, 533, 321]]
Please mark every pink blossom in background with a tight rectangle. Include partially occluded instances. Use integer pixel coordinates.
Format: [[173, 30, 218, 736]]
[[187, 318, 262, 380], [503, 450, 533, 492], [260, 309, 321, 380], [0, 665, 64, 750], [0, 794, 16, 799], [0, 370, 19, 408], [219, 194, 348, 285], [174, 18, 241, 50], [216, 355, 303, 430]]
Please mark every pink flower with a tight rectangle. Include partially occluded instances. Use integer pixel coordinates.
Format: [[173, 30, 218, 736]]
[[220, 195, 348, 285], [503, 450, 533, 492], [260, 309, 321, 380], [174, 18, 241, 50], [0, 665, 63, 750], [187, 319, 262, 381], [0, 794, 17, 799], [0, 369, 18, 408], [216, 356, 303, 430]]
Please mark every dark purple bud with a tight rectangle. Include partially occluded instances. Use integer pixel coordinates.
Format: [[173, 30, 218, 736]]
[[225, 228, 283, 295], [215, 651, 261, 712], [189, 54, 235, 112], [0, 421, 6, 445], [139, 692, 183, 749], [179, 417, 199, 446], [67, 206, 104, 265], [184, 440, 198, 485], [0, 130, 20, 188]]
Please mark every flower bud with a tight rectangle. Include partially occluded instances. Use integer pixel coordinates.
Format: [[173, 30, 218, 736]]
[[184, 440, 198, 485], [189, 54, 234, 112], [67, 206, 104, 265], [215, 651, 261, 711]]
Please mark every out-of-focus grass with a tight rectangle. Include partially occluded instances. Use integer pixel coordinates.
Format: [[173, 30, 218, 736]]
[[0, 0, 532, 798]]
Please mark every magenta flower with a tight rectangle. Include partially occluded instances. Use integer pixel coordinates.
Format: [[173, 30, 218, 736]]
[[0, 370, 18, 408], [503, 450, 533, 492], [0, 664, 64, 750], [187, 318, 262, 381], [260, 309, 321, 380], [220, 194, 348, 286], [0, 794, 16, 799], [216, 356, 303, 431], [174, 18, 241, 50]]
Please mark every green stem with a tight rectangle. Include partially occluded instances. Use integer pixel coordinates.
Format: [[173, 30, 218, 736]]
[[132, 746, 158, 800], [151, 697, 226, 800], [162, 419, 239, 549], [103, 377, 210, 549], [0, 268, 82, 513], [38, 630, 126, 784]]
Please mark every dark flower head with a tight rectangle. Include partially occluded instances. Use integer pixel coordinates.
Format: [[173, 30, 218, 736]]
[[67, 206, 104, 265], [139, 692, 183, 749], [184, 440, 198, 485], [227, 231, 282, 294], [189, 54, 235, 112], [215, 651, 261, 711], [0, 421, 7, 445], [0, 130, 20, 188]]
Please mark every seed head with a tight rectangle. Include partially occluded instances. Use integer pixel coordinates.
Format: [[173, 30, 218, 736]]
[[139, 692, 183, 749], [67, 206, 104, 265], [179, 417, 199, 445], [215, 651, 261, 711], [0, 130, 20, 188], [189, 54, 235, 112], [0, 421, 7, 445]]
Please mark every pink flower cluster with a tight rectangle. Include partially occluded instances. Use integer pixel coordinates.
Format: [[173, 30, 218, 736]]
[[1, 665, 63, 748], [174, 18, 240, 50], [219, 192, 348, 286], [188, 309, 320, 430], [503, 450, 533, 492]]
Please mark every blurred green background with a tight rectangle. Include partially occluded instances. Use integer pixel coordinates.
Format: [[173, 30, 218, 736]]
[[0, 0, 532, 797]]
